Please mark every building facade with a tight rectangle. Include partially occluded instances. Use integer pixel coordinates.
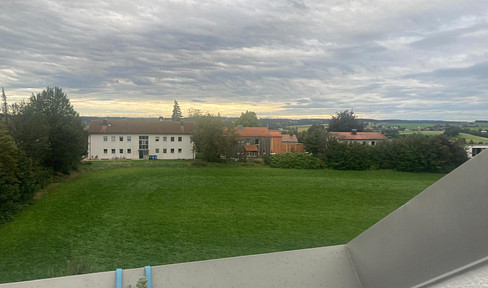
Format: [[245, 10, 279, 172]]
[[232, 127, 272, 158], [231, 126, 304, 158], [87, 119, 195, 160], [330, 131, 388, 146]]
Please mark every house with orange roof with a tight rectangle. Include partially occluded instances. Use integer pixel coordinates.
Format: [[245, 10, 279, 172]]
[[270, 131, 304, 153], [232, 126, 304, 158], [330, 130, 388, 146], [232, 126, 272, 158]]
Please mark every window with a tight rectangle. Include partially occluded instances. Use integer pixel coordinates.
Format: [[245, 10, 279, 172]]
[[111, 136, 116, 142], [127, 149, 131, 154], [155, 136, 160, 142], [178, 148, 182, 153], [170, 148, 175, 153], [111, 149, 115, 154], [139, 136, 149, 149], [163, 148, 167, 153], [171, 136, 175, 142], [178, 136, 182, 142], [104, 149, 108, 154], [163, 136, 167, 142], [155, 148, 160, 153], [127, 136, 131, 142], [103, 136, 108, 142], [119, 149, 123, 153], [371, 141, 376, 146], [119, 136, 123, 142]]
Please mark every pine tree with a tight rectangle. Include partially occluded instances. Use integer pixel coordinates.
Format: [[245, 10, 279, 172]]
[[172, 100, 183, 121], [1, 87, 7, 116]]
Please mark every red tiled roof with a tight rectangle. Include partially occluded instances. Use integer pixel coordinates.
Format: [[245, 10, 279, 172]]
[[88, 119, 195, 134], [236, 127, 271, 137], [244, 145, 259, 152], [269, 131, 282, 137], [330, 132, 388, 140]]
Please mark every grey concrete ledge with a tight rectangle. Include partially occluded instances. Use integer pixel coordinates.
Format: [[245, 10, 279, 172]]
[[0, 245, 361, 288]]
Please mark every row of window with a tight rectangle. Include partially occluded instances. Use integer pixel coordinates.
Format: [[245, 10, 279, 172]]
[[103, 136, 183, 142], [103, 148, 183, 154]]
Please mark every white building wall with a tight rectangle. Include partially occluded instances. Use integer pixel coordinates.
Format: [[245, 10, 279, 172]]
[[88, 134, 194, 160]]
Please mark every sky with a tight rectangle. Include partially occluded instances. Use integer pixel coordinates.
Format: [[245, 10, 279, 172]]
[[1, 0, 487, 120]]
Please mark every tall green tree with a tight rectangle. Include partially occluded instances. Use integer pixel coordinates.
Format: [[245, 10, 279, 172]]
[[191, 113, 239, 162], [303, 124, 329, 157], [0, 122, 21, 223], [10, 87, 86, 173], [234, 110, 261, 127], [0, 121, 40, 224], [1, 87, 7, 116], [172, 100, 183, 121], [328, 110, 365, 132]]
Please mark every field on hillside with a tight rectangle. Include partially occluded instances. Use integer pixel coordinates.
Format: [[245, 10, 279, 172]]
[[400, 131, 488, 144], [0, 161, 443, 283]]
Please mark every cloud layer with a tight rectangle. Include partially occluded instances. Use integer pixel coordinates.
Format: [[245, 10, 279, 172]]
[[1, 0, 487, 120]]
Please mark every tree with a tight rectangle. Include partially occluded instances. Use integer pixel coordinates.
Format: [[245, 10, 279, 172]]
[[303, 124, 329, 157], [444, 126, 462, 137], [172, 100, 183, 121], [1, 87, 7, 116], [0, 122, 21, 223], [234, 110, 260, 127], [10, 87, 86, 173], [191, 113, 239, 162], [328, 110, 365, 132], [0, 122, 40, 223]]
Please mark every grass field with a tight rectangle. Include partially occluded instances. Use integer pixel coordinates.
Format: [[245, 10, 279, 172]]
[[375, 122, 438, 130], [0, 161, 443, 283], [399, 131, 488, 144]]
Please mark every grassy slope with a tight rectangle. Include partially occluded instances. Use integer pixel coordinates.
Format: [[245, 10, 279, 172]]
[[400, 131, 488, 144], [0, 161, 442, 283]]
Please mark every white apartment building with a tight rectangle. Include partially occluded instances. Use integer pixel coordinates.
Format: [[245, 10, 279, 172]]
[[87, 119, 195, 160]]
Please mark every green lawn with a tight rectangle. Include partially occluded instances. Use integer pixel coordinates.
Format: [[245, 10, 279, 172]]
[[0, 161, 443, 283]]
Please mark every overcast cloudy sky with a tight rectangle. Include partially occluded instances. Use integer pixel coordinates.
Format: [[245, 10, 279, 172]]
[[1, 0, 487, 120]]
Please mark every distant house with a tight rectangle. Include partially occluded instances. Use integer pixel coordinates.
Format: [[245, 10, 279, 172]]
[[232, 126, 304, 158], [270, 131, 305, 154], [330, 130, 388, 146], [232, 126, 272, 158], [87, 119, 195, 160]]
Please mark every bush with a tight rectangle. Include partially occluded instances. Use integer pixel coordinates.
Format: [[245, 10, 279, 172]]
[[322, 139, 374, 170], [270, 153, 321, 169], [374, 134, 467, 173]]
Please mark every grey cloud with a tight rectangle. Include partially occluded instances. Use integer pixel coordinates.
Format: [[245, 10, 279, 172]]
[[1, 0, 488, 120]]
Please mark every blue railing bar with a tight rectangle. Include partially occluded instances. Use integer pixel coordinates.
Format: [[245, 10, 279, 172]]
[[145, 266, 152, 288], [116, 268, 122, 288]]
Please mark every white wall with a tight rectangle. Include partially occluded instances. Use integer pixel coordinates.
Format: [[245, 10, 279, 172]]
[[88, 134, 194, 160]]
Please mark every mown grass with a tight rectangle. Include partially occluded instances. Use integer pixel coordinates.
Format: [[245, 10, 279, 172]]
[[0, 161, 443, 283]]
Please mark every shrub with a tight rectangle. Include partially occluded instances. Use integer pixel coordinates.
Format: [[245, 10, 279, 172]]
[[322, 139, 374, 170], [270, 153, 321, 169]]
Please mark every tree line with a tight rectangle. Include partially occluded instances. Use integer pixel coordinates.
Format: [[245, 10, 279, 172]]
[[0, 87, 86, 224], [190, 109, 469, 172]]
